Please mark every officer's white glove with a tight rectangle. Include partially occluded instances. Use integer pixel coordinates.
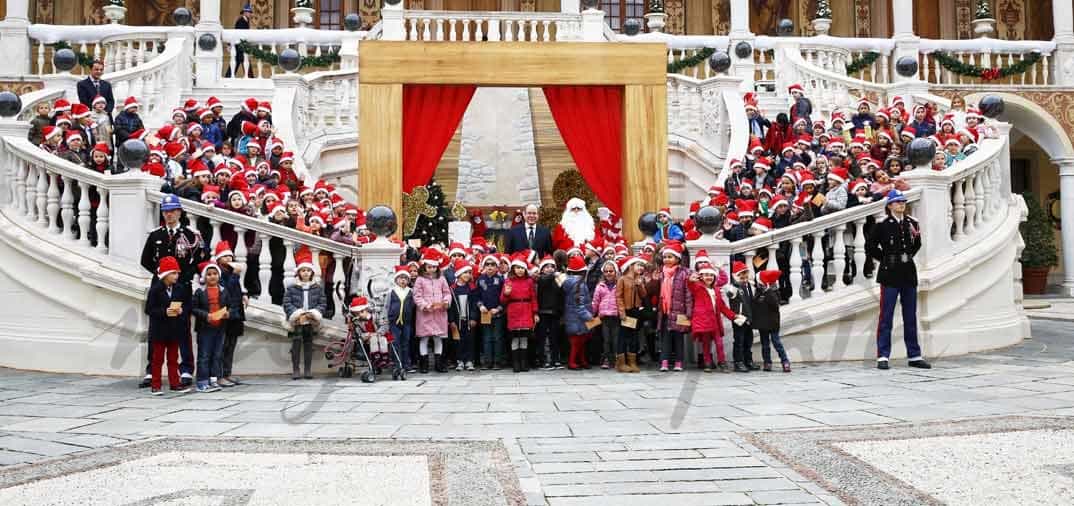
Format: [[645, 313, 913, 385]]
[[733, 314, 747, 326]]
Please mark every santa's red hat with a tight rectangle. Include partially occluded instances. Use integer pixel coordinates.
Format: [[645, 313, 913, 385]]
[[295, 251, 317, 274], [735, 199, 758, 217], [448, 242, 467, 257], [198, 261, 221, 283], [788, 83, 804, 94], [510, 252, 530, 270], [566, 255, 587, 273], [122, 96, 140, 110], [828, 167, 849, 184], [452, 258, 473, 277], [64, 130, 83, 145], [758, 269, 781, 286], [662, 240, 684, 258], [157, 256, 180, 278], [752, 217, 773, 233], [692, 249, 711, 270], [41, 125, 62, 141], [207, 96, 223, 109], [71, 103, 91, 119], [619, 255, 646, 273], [539, 255, 556, 269], [212, 241, 234, 261], [349, 296, 369, 313], [731, 261, 748, 275], [52, 98, 71, 113], [394, 265, 412, 280]]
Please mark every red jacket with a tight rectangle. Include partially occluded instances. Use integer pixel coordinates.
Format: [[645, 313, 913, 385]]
[[687, 280, 736, 336], [501, 275, 538, 330]]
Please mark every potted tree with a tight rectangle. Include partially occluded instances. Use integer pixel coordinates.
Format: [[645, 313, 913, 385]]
[[103, 0, 127, 24], [972, 0, 996, 37], [811, 0, 833, 36], [292, 0, 315, 28], [1020, 192, 1058, 294]]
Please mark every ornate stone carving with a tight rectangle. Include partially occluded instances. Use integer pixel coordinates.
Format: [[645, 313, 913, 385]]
[[360, 0, 382, 30], [997, 0, 1025, 40], [933, 87, 1074, 152], [407, 0, 426, 10], [701, 87, 722, 139], [35, 0, 56, 24], [0, 81, 44, 95], [711, 0, 729, 35], [519, 0, 536, 12], [251, 0, 274, 29], [854, 0, 871, 37], [955, 0, 973, 39], [664, 0, 684, 35]]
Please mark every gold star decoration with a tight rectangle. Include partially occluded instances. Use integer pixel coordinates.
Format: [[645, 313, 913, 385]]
[[451, 202, 468, 222], [402, 186, 436, 237]]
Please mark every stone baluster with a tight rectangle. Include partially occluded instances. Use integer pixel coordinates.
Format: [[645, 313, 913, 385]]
[[788, 236, 804, 302], [503, 19, 514, 41], [475, 18, 486, 41], [463, 18, 474, 41], [259, 235, 272, 303], [227, 43, 237, 78], [811, 230, 824, 294], [60, 175, 74, 238], [36, 166, 49, 228], [766, 244, 779, 276], [24, 165, 37, 221], [283, 239, 297, 288], [95, 188, 108, 252], [422, 18, 432, 40], [447, 19, 458, 41], [77, 182, 91, 246], [831, 224, 847, 290], [487, 18, 501, 41], [310, 247, 323, 280], [980, 166, 992, 222], [743, 250, 756, 279], [434, 19, 445, 41], [37, 44, 46, 74], [541, 20, 551, 42], [963, 176, 976, 236], [852, 218, 867, 286], [234, 226, 249, 271], [952, 179, 966, 240], [211, 220, 222, 249], [973, 172, 985, 228], [14, 160, 26, 216]]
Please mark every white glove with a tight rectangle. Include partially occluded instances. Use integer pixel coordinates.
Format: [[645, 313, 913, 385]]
[[733, 315, 747, 326]]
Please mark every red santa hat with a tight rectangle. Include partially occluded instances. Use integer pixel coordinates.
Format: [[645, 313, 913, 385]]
[[752, 217, 773, 233], [349, 296, 369, 313], [565, 255, 587, 273], [757, 186, 774, 198], [52, 98, 71, 113], [711, 193, 730, 207], [692, 249, 712, 270], [257, 101, 272, 114], [850, 178, 870, 193], [769, 195, 790, 212], [510, 252, 530, 270], [857, 97, 872, 109], [758, 269, 781, 286], [198, 261, 221, 283], [828, 167, 849, 184], [735, 199, 758, 217], [618, 255, 646, 273], [830, 110, 846, 123], [798, 170, 817, 187], [781, 142, 795, 154], [295, 251, 317, 274], [788, 83, 804, 94], [70, 103, 91, 119], [212, 241, 234, 261], [753, 159, 771, 171], [448, 242, 467, 257], [731, 261, 748, 276], [875, 108, 890, 121], [393, 265, 412, 281], [661, 240, 684, 259], [452, 258, 473, 277], [538, 255, 556, 269], [91, 142, 110, 156], [697, 263, 720, 277], [940, 113, 956, 128], [41, 125, 62, 142], [157, 256, 180, 278], [206, 96, 223, 109], [122, 96, 140, 111], [900, 126, 916, 139], [65, 130, 83, 145]]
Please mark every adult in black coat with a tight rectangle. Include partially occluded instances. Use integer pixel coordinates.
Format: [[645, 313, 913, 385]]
[[506, 204, 553, 257], [225, 6, 254, 78], [76, 60, 114, 114]]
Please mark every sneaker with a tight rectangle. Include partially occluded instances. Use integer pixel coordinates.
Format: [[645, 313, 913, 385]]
[[170, 385, 191, 394], [877, 359, 890, 370], [150, 388, 163, 396], [600, 359, 610, 370], [542, 363, 556, 371], [139, 375, 152, 388], [210, 381, 221, 390], [782, 362, 792, 373], [217, 378, 236, 388], [180, 377, 193, 387], [196, 383, 220, 393], [659, 360, 669, 372], [456, 362, 464, 372], [465, 362, 475, 371], [554, 363, 565, 370], [227, 376, 243, 385], [673, 361, 683, 372], [703, 364, 713, 373]]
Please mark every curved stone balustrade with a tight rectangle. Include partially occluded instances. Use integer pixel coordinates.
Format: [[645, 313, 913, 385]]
[[401, 10, 583, 42], [105, 35, 191, 127]]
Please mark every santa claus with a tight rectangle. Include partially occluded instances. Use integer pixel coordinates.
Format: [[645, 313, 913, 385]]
[[552, 197, 596, 252], [470, 210, 487, 239]]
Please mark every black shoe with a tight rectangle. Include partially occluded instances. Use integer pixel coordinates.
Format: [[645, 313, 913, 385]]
[[908, 359, 932, 369], [762, 362, 772, 372], [747, 362, 760, 371], [419, 356, 429, 374], [138, 377, 151, 388], [512, 350, 522, 373], [733, 362, 750, 373], [877, 360, 890, 370], [434, 355, 447, 373], [292, 369, 301, 380], [181, 377, 193, 386]]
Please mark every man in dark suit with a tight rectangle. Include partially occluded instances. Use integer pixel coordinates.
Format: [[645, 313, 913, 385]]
[[506, 204, 552, 257], [76, 60, 114, 114], [225, 4, 254, 78]]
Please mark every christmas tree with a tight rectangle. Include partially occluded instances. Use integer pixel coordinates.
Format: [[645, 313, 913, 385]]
[[408, 180, 452, 246]]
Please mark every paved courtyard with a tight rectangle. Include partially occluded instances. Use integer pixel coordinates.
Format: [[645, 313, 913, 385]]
[[1, 319, 1073, 505]]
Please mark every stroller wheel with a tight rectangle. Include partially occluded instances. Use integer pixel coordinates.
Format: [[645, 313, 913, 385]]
[[361, 370, 376, 383], [344, 365, 355, 378], [325, 352, 335, 361], [392, 370, 401, 381]]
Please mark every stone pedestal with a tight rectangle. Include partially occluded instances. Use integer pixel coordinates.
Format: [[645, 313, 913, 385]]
[[685, 235, 733, 268], [195, 0, 223, 88], [0, 0, 32, 77], [107, 172, 166, 270], [381, 4, 406, 41], [357, 238, 405, 317], [581, 9, 606, 42], [1056, 159, 1074, 297]]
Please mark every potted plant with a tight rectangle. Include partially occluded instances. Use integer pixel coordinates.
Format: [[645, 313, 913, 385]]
[[972, 0, 996, 36], [1019, 192, 1058, 294], [812, 0, 832, 36], [292, 0, 315, 28], [103, 0, 127, 24]]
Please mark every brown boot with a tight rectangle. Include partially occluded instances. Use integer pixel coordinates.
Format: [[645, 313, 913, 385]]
[[626, 353, 641, 373], [615, 354, 628, 372]]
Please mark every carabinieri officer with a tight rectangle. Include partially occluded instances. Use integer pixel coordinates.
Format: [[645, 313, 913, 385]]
[[866, 189, 931, 371]]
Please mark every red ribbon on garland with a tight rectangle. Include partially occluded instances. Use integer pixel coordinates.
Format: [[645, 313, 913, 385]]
[[981, 68, 1002, 81]]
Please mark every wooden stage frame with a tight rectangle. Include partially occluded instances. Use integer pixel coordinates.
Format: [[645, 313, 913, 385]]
[[358, 41, 668, 243]]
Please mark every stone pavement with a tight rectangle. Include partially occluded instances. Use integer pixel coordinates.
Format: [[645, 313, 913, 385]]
[[0, 319, 1072, 505]]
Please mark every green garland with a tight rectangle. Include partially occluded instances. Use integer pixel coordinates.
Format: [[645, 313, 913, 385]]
[[845, 51, 880, 74], [667, 47, 715, 74], [48, 41, 97, 69], [930, 50, 1042, 80], [236, 40, 341, 69]]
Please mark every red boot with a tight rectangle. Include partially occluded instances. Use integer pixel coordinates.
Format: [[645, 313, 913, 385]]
[[567, 336, 581, 370], [578, 337, 591, 369]]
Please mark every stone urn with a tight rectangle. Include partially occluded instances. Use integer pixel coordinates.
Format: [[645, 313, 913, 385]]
[[292, 7, 315, 28], [811, 18, 831, 36], [972, 17, 996, 37], [644, 12, 666, 33], [103, 5, 127, 24]]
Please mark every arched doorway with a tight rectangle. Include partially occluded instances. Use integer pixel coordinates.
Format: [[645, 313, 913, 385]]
[[965, 92, 1074, 296]]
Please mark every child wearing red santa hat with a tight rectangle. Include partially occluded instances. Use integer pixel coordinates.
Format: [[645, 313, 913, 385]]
[[562, 255, 595, 370], [657, 241, 691, 372], [753, 270, 791, 372], [501, 253, 539, 373], [687, 262, 745, 373]]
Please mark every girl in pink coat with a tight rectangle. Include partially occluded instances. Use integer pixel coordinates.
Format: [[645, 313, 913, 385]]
[[688, 262, 743, 373], [413, 249, 452, 373], [501, 253, 539, 373]]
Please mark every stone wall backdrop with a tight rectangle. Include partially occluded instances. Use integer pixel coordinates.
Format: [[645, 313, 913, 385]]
[[452, 88, 542, 206]]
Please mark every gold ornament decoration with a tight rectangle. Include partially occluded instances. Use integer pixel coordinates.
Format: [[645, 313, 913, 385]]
[[402, 186, 436, 237], [451, 202, 468, 222]]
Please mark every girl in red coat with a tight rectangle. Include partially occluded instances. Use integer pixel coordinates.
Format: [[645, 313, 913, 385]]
[[501, 253, 539, 373], [688, 263, 745, 373]]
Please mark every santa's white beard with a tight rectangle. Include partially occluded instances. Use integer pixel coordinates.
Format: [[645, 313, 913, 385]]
[[560, 211, 595, 244]]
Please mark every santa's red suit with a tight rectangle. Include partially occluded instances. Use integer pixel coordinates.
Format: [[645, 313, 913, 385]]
[[552, 197, 597, 252], [470, 210, 487, 239], [597, 207, 623, 245]]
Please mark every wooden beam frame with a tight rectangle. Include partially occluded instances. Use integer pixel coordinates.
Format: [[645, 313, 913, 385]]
[[358, 41, 668, 243]]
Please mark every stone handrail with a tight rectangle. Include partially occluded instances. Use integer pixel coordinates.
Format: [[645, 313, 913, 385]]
[[16, 88, 66, 122], [26, 24, 180, 75], [776, 42, 890, 121], [220, 28, 353, 79], [271, 68, 359, 184], [666, 74, 744, 195], [105, 34, 191, 127], [98, 32, 169, 74], [400, 10, 583, 42]]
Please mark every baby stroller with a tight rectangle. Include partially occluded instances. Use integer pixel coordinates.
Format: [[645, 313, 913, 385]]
[[325, 297, 406, 383]]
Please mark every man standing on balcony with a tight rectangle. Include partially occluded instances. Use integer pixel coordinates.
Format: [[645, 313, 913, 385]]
[[225, 4, 254, 79], [866, 189, 930, 371]]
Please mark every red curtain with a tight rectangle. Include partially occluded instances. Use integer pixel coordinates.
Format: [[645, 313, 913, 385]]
[[402, 84, 477, 192], [542, 85, 624, 215]]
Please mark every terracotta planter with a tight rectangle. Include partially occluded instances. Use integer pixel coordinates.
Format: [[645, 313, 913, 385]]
[[1022, 266, 1050, 295]]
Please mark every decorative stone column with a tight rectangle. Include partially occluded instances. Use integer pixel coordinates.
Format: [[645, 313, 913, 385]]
[[1053, 0, 1074, 86], [381, 2, 406, 41], [727, 0, 755, 91], [581, 8, 606, 42], [0, 0, 32, 76], [107, 172, 169, 270], [1056, 158, 1074, 297], [356, 238, 406, 320], [195, 0, 223, 87], [560, 0, 580, 13], [890, 0, 920, 84]]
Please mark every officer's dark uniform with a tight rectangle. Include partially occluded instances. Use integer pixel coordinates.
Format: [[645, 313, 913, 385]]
[[139, 221, 209, 382], [866, 211, 925, 365]]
